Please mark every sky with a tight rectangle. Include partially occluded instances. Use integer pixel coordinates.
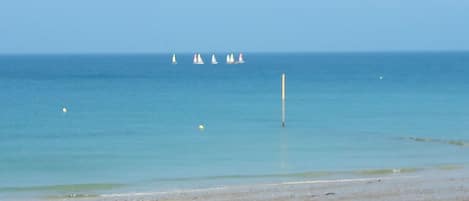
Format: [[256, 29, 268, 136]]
[[1, 0, 469, 53]]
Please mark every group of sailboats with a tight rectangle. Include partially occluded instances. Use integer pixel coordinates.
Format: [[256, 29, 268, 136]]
[[226, 53, 244, 64], [171, 53, 245, 65]]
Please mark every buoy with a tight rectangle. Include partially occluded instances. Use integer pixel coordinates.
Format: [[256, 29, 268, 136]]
[[198, 124, 205, 131], [62, 107, 68, 113], [379, 76, 383, 80]]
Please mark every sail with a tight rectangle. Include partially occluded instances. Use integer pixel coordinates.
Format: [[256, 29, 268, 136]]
[[193, 53, 198, 64], [230, 53, 235, 64], [226, 54, 230, 64], [211, 54, 218, 64], [172, 54, 177, 64], [238, 53, 245, 64], [197, 53, 204, 64]]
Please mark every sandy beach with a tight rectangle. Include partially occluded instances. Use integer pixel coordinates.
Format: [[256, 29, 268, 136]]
[[63, 168, 469, 201]]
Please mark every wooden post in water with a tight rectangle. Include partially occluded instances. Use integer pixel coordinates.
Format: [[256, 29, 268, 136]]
[[281, 73, 286, 127]]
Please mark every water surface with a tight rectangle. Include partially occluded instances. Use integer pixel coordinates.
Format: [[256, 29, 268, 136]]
[[1, 52, 469, 199]]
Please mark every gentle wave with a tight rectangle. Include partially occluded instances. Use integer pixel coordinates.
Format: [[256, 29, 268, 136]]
[[354, 168, 423, 175], [151, 172, 332, 182], [400, 137, 469, 147], [46, 193, 100, 199], [0, 183, 125, 193], [150, 167, 427, 183], [435, 164, 465, 170]]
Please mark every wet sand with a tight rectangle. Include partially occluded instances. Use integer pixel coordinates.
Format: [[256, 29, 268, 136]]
[[66, 168, 469, 201]]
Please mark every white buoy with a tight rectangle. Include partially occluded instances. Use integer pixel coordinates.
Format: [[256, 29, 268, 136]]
[[62, 107, 68, 113], [198, 124, 205, 131], [379, 76, 383, 80]]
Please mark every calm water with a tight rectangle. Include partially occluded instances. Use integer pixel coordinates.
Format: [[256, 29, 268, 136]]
[[1, 52, 469, 199]]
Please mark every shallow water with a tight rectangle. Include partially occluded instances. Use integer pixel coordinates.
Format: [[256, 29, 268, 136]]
[[1, 52, 469, 199]]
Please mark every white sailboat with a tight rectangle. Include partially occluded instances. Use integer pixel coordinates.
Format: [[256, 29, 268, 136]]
[[196, 53, 204, 64], [226, 54, 231, 64], [226, 53, 235, 64], [230, 53, 235, 64], [237, 53, 245, 64], [211, 54, 218, 64], [193, 53, 198, 64], [171, 54, 177, 64], [192, 53, 204, 64]]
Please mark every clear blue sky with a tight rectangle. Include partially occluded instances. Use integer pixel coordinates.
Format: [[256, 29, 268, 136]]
[[1, 0, 469, 53]]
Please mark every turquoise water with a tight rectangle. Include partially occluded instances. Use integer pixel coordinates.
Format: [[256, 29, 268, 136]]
[[1, 52, 469, 199]]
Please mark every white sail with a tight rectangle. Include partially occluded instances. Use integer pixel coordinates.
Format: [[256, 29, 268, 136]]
[[226, 54, 230, 64], [211, 54, 218, 64], [238, 53, 245, 64], [193, 53, 198, 64], [230, 53, 235, 64], [172, 54, 177, 64], [197, 53, 204, 64]]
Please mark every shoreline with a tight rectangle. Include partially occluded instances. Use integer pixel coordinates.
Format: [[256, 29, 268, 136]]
[[62, 168, 469, 201]]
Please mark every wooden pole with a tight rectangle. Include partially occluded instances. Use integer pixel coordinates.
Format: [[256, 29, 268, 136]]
[[281, 73, 286, 127]]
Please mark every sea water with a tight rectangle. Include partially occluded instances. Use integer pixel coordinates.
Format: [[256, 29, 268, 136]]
[[1, 52, 469, 200]]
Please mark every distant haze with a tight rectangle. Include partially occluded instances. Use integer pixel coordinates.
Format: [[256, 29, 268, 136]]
[[1, 0, 469, 53]]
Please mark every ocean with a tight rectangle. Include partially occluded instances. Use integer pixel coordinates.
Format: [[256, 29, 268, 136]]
[[1, 52, 469, 200]]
